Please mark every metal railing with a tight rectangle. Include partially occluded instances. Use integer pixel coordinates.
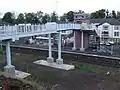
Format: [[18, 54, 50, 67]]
[[0, 23, 94, 40]]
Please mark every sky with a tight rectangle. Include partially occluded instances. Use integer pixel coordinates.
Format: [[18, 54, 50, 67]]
[[0, 0, 120, 16]]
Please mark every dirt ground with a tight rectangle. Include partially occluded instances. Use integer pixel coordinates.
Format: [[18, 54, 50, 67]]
[[1, 52, 120, 90]]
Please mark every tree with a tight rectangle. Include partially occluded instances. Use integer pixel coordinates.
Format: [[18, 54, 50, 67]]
[[25, 13, 34, 23], [36, 11, 43, 23], [16, 13, 25, 24], [90, 9, 106, 19], [42, 13, 50, 24], [66, 11, 74, 21], [99, 9, 106, 18], [50, 11, 58, 22], [25, 13, 39, 24], [2, 12, 15, 24], [60, 13, 67, 21], [32, 16, 39, 24], [90, 12, 98, 19], [112, 10, 117, 19], [106, 9, 109, 18]]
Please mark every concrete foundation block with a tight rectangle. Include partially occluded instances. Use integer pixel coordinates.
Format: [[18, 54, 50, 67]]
[[34, 60, 75, 70], [56, 58, 63, 65], [4, 65, 15, 77], [80, 48, 85, 52], [72, 47, 76, 51], [47, 57, 54, 63]]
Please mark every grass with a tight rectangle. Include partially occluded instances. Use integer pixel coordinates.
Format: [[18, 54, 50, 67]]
[[75, 64, 120, 77], [76, 65, 97, 71], [75, 64, 107, 74]]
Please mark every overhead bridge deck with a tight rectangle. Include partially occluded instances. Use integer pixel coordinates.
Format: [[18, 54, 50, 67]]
[[0, 22, 93, 41]]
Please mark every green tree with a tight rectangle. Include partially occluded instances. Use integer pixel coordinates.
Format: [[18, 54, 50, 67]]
[[91, 12, 98, 19], [42, 13, 50, 24], [2, 12, 15, 24], [106, 9, 109, 18], [25, 13, 34, 23], [66, 11, 74, 21], [60, 13, 67, 21], [36, 11, 43, 23], [50, 11, 58, 22], [99, 9, 106, 18], [16, 13, 25, 24], [25, 13, 39, 24], [32, 16, 39, 24], [112, 10, 117, 18], [90, 9, 106, 19]]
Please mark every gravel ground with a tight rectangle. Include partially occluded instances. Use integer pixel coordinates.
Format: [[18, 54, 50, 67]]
[[1, 50, 120, 90]]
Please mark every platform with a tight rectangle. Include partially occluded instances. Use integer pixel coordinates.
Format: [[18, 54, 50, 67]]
[[15, 70, 31, 79], [33, 60, 75, 70]]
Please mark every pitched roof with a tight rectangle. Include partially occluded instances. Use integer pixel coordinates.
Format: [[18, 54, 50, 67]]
[[90, 18, 120, 25]]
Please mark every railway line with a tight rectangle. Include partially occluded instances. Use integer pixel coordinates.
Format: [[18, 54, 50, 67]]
[[3, 45, 120, 68]]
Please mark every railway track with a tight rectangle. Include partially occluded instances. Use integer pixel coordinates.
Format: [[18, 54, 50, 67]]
[[3, 45, 120, 68]]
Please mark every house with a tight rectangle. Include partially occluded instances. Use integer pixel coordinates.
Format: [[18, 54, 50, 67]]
[[90, 18, 120, 43], [73, 11, 100, 50], [73, 11, 90, 24]]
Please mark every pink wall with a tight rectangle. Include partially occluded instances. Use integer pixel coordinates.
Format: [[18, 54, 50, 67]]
[[75, 31, 81, 48], [75, 31, 89, 50]]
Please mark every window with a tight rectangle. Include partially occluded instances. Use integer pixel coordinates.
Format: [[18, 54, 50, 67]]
[[114, 32, 119, 36], [79, 15, 84, 19], [102, 31, 109, 35], [89, 35, 94, 40], [114, 26, 119, 30], [103, 25, 109, 30]]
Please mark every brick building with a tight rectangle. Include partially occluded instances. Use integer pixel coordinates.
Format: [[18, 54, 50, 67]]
[[72, 11, 95, 51]]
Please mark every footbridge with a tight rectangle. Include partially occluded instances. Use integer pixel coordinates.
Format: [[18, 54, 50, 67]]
[[0, 22, 94, 77], [0, 22, 87, 40]]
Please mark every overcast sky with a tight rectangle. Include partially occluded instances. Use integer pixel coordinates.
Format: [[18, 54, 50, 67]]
[[0, 0, 120, 16]]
